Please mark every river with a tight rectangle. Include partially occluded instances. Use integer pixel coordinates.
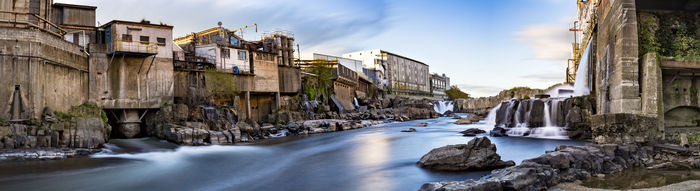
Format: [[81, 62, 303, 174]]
[[0, 115, 584, 191]]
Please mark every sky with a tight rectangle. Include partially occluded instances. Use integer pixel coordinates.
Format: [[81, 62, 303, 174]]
[[55, 0, 576, 97]]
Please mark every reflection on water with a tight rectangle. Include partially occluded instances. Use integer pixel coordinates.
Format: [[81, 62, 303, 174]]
[[0, 116, 584, 191]]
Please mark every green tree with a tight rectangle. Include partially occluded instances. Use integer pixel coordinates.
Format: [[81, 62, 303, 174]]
[[303, 60, 334, 104], [445, 85, 470, 100]]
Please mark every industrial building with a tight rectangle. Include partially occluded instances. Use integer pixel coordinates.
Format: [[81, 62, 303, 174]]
[[430, 73, 450, 100], [344, 49, 431, 98], [571, 0, 700, 144], [174, 23, 301, 122]]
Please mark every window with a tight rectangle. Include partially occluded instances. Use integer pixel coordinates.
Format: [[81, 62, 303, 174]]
[[222, 48, 230, 59], [73, 33, 80, 44], [157, 37, 166, 46], [238, 50, 247, 60], [140, 36, 149, 44], [122, 34, 132, 41]]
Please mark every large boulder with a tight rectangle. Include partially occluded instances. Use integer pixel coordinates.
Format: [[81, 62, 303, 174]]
[[455, 118, 473, 125], [417, 137, 515, 171]]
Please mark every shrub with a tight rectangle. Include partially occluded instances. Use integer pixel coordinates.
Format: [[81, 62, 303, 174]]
[[204, 69, 239, 100], [445, 85, 470, 100]]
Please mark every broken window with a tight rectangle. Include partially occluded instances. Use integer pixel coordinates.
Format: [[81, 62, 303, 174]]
[[73, 33, 80, 44], [157, 37, 166, 46], [238, 50, 247, 60], [140, 36, 150, 44], [122, 34, 133, 41]]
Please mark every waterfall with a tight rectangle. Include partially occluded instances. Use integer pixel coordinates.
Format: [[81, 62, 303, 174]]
[[574, 38, 592, 96], [543, 100, 553, 127], [488, 98, 570, 140], [353, 98, 360, 109], [483, 103, 501, 131], [433, 101, 454, 115]]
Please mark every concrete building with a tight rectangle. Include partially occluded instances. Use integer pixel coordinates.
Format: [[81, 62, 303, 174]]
[[430, 73, 450, 100], [302, 53, 362, 111], [575, 0, 700, 144], [344, 49, 430, 97], [51, 3, 97, 48], [261, 31, 295, 66], [175, 25, 301, 122], [91, 20, 174, 138], [0, 0, 88, 121]]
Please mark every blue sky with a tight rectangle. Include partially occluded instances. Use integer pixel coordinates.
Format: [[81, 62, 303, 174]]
[[56, 0, 576, 97]]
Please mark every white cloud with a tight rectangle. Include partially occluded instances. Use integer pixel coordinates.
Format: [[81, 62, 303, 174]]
[[514, 24, 572, 60]]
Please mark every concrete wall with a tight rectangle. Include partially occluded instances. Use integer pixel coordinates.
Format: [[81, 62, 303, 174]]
[[0, 27, 89, 120], [252, 52, 279, 93], [52, 5, 95, 27], [278, 66, 301, 94], [333, 81, 355, 110], [595, 0, 641, 114]]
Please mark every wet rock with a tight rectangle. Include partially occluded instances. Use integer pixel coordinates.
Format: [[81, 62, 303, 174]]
[[414, 122, 428, 127], [460, 128, 485, 136], [490, 126, 508, 137], [455, 118, 473, 125], [417, 137, 515, 171], [420, 144, 655, 191], [173, 104, 189, 122], [401, 128, 417, 132], [452, 115, 462, 119]]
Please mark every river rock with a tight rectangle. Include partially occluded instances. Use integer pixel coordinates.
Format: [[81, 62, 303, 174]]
[[417, 137, 515, 171], [490, 126, 508, 137], [401, 128, 417, 132], [460, 128, 485, 136], [420, 144, 655, 191], [414, 122, 428, 127], [455, 118, 473, 125]]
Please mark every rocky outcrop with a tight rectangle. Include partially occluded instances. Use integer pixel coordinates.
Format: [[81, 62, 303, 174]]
[[453, 88, 543, 115], [460, 128, 485, 136], [0, 106, 110, 151], [420, 144, 654, 191], [417, 137, 515, 171]]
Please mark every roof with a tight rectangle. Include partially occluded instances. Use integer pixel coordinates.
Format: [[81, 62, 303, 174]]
[[379, 49, 429, 67], [174, 26, 243, 45], [53, 3, 97, 10], [99, 20, 173, 30]]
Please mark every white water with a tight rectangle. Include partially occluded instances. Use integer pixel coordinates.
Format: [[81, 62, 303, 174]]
[[269, 129, 290, 138], [488, 99, 570, 140], [574, 38, 593, 96], [433, 101, 454, 114], [353, 98, 360, 109]]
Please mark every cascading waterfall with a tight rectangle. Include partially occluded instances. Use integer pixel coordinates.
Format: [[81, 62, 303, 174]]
[[482, 103, 501, 131], [574, 38, 593, 96], [433, 101, 454, 115], [488, 98, 569, 140]]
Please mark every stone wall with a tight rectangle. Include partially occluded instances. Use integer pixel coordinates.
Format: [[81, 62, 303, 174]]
[[0, 27, 89, 121], [595, 0, 641, 114], [592, 113, 660, 144]]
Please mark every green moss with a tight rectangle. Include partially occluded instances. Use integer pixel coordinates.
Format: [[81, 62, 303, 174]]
[[523, 95, 531, 99], [688, 132, 700, 144], [204, 69, 240, 100], [303, 61, 334, 105], [639, 17, 661, 57]]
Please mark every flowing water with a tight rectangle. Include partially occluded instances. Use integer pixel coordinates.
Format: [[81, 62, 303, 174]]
[[433, 101, 454, 115], [0, 116, 583, 191]]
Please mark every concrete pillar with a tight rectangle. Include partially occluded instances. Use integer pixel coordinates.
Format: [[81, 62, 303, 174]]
[[245, 91, 251, 120], [641, 53, 664, 139], [275, 92, 281, 111]]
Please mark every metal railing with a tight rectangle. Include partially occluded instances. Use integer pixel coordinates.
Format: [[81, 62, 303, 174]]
[[0, 10, 67, 37], [107, 39, 158, 54]]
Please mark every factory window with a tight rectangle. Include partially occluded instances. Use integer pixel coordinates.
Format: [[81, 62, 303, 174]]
[[122, 34, 132, 41], [139, 36, 149, 44], [157, 37, 166, 46], [222, 48, 230, 59], [238, 50, 247, 60]]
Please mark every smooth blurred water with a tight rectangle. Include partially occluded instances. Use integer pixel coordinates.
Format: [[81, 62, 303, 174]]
[[0, 116, 584, 191]]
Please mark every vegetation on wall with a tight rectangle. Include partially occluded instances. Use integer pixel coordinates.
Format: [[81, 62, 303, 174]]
[[639, 13, 700, 60], [55, 103, 108, 123], [303, 61, 334, 104], [204, 69, 239, 101], [445, 85, 470, 100]]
